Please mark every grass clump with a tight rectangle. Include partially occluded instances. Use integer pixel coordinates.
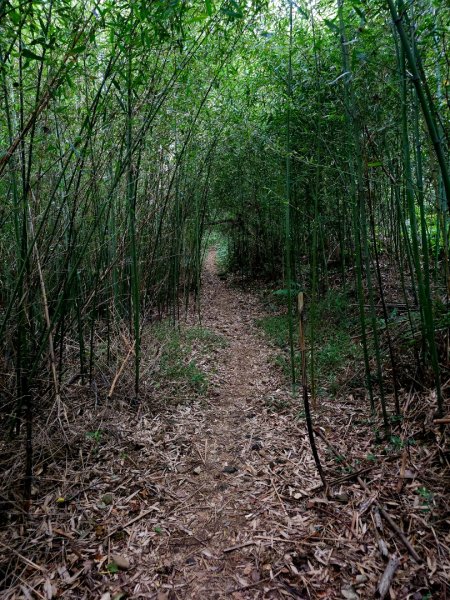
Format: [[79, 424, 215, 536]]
[[256, 314, 291, 348], [315, 330, 361, 395], [151, 322, 225, 400], [256, 290, 361, 397], [185, 326, 227, 348], [207, 230, 230, 275]]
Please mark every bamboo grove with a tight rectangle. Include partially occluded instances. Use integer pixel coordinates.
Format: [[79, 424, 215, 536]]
[[0, 0, 448, 497]]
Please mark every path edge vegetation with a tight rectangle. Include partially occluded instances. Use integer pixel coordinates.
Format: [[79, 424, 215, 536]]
[[0, 0, 448, 571]]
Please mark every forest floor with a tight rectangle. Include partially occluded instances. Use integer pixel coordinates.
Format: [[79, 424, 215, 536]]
[[1, 250, 449, 599]]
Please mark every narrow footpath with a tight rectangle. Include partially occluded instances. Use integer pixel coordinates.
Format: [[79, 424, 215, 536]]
[[132, 250, 320, 598]]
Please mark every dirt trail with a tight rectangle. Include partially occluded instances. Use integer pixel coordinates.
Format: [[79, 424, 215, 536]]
[[133, 250, 318, 598]]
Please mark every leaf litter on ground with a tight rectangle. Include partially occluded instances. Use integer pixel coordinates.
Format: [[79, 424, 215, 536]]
[[0, 250, 448, 599]]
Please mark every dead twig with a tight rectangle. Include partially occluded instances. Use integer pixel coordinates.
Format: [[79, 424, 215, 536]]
[[0, 540, 46, 573], [104, 503, 160, 540], [376, 554, 400, 598], [223, 541, 258, 553], [379, 507, 421, 564], [314, 428, 422, 564], [433, 416, 450, 425], [227, 568, 284, 595], [107, 340, 136, 399], [308, 464, 377, 492], [271, 476, 289, 518]]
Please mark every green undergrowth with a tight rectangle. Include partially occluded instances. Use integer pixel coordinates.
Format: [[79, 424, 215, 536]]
[[215, 239, 230, 275], [150, 322, 226, 401], [395, 302, 450, 347], [207, 229, 230, 275], [257, 290, 361, 398]]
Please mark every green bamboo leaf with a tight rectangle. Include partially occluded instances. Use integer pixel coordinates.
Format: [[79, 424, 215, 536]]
[[9, 10, 20, 25], [22, 48, 44, 61], [324, 19, 339, 34], [30, 37, 47, 46], [205, 0, 213, 16], [71, 44, 87, 54], [296, 5, 308, 19]]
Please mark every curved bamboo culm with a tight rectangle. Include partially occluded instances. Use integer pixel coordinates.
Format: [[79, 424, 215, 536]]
[[386, 0, 450, 213]]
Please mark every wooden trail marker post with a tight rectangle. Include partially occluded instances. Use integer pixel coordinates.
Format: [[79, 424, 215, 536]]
[[298, 292, 304, 352]]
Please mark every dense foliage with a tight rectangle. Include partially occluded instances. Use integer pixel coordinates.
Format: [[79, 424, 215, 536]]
[[0, 0, 448, 498]]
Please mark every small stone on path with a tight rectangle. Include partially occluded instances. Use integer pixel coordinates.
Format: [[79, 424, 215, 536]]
[[222, 465, 238, 474]]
